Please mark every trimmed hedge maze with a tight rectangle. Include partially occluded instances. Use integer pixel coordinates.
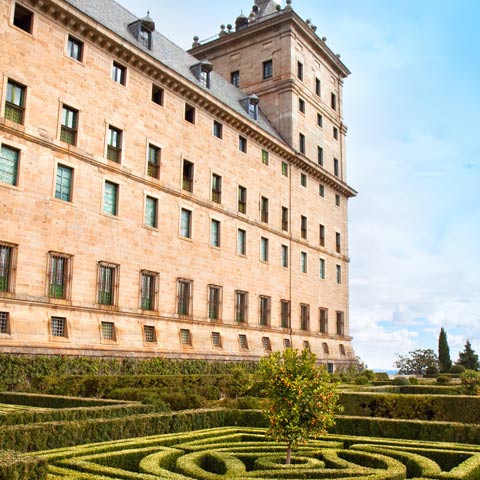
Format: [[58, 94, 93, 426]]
[[36, 427, 480, 479]]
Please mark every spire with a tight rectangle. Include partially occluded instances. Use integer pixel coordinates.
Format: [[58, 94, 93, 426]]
[[253, 0, 280, 18]]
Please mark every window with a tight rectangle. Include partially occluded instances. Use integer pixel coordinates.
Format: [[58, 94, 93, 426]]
[[140, 271, 157, 310], [336, 311, 345, 336], [103, 181, 118, 216], [262, 337, 272, 352], [235, 291, 248, 323], [213, 120, 223, 139], [298, 98, 305, 114], [281, 161, 288, 177], [340, 344, 346, 356], [260, 237, 269, 262], [184, 104, 195, 124], [315, 78, 321, 96], [145, 196, 158, 228], [67, 35, 83, 61], [13, 3, 33, 33], [299, 174, 307, 188], [261, 149, 269, 165], [47, 252, 71, 299], [281, 300, 290, 328], [208, 285, 222, 321], [147, 144, 160, 178], [336, 264, 342, 284], [144, 325, 156, 343], [335, 194, 341, 207], [152, 84, 164, 105], [283, 338, 291, 349], [51, 316, 67, 337], [211, 173, 222, 203], [281, 245, 288, 268], [297, 61, 304, 80], [334, 158, 340, 177], [303, 341, 311, 352], [317, 146, 323, 166], [231, 70, 240, 87], [0, 312, 9, 334], [336, 232, 341, 254], [239, 136, 247, 153], [238, 185, 247, 214], [199, 64, 211, 89], [300, 252, 307, 273], [210, 219, 221, 247], [180, 328, 192, 345], [281, 206, 288, 231], [259, 296, 271, 326], [331, 92, 337, 111], [333, 126, 339, 140], [180, 208, 192, 238], [300, 304, 310, 331], [263, 60, 273, 80], [5, 80, 25, 124], [319, 184, 325, 197], [239, 334, 249, 350], [60, 105, 78, 145], [211, 332, 222, 348], [139, 25, 152, 50], [319, 258, 326, 280], [317, 113, 323, 127], [319, 308, 328, 333], [319, 224, 325, 247], [182, 160, 194, 192], [237, 229, 246, 256], [106, 126, 122, 163], [55, 164, 73, 202], [97, 262, 119, 306], [0, 145, 19, 186], [101, 321, 116, 340], [322, 342, 329, 355], [112, 61, 126, 85], [177, 279, 193, 316], [299, 133, 306, 154], [248, 97, 259, 120], [301, 215, 307, 239], [260, 196, 269, 223], [0, 244, 15, 293]]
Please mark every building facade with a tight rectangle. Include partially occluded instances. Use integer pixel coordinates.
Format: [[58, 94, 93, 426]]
[[0, 0, 356, 368]]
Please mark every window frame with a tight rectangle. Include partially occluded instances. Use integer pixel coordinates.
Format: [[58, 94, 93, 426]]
[[182, 159, 194, 192], [300, 303, 310, 331], [210, 218, 221, 248], [237, 228, 246, 256], [319, 257, 326, 280], [50, 316, 68, 338], [281, 244, 288, 268], [151, 84, 164, 106], [184, 103, 196, 124], [0, 144, 20, 186], [55, 164, 74, 202], [140, 270, 158, 311], [112, 61, 127, 85], [238, 185, 247, 214], [47, 251, 72, 300], [97, 262, 119, 307], [336, 311, 345, 336], [144, 195, 158, 229], [101, 321, 116, 341], [319, 308, 328, 333], [259, 295, 271, 327], [147, 144, 161, 179], [207, 284, 222, 322], [179, 328, 192, 346], [239, 135, 247, 153], [60, 105, 78, 146], [180, 208, 192, 239], [0, 311, 11, 335], [103, 180, 119, 216], [12, 3, 33, 34], [280, 300, 291, 329], [0, 242, 17, 294], [213, 120, 223, 139], [231, 70, 240, 87], [260, 196, 269, 223], [177, 278, 193, 317], [143, 325, 157, 343], [263, 59, 273, 80], [300, 251, 307, 274], [4, 79, 26, 125], [66, 35, 84, 62], [260, 237, 269, 262], [297, 60, 304, 81], [299, 133, 306, 154], [211, 173, 222, 203], [235, 290, 248, 324], [301, 215, 307, 239], [106, 125, 122, 163]]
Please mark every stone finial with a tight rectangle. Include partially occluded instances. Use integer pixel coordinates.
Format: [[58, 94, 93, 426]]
[[192, 35, 200, 48], [219, 24, 227, 36], [321, 36, 327, 42], [227, 24, 233, 32], [285, 0, 293, 9], [336, 53, 341, 58]]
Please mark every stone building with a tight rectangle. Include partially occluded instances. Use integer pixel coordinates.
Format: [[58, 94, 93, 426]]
[[0, 0, 356, 369]]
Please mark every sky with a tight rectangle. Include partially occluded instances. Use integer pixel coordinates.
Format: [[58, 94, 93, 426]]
[[120, 0, 480, 369]]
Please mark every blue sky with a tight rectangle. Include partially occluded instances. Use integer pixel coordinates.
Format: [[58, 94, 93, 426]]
[[121, 0, 480, 369]]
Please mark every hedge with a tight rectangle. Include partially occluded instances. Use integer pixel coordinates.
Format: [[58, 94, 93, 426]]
[[367, 385, 459, 395], [0, 451, 46, 480]]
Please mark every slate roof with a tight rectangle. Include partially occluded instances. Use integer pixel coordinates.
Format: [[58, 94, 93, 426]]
[[64, 0, 284, 142]]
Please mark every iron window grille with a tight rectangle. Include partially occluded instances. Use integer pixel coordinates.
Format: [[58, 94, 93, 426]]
[[97, 262, 119, 306], [211, 332, 222, 348], [0, 312, 9, 334], [259, 296, 271, 326], [144, 325, 156, 343], [319, 308, 328, 333], [47, 252, 72, 299], [208, 285, 222, 321], [323, 342, 330, 355], [336, 311, 345, 336], [101, 321, 116, 340], [262, 337, 272, 352], [51, 316, 67, 337], [177, 279, 192, 317], [300, 304, 310, 331], [281, 300, 291, 329], [0, 243, 16, 293], [235, 291, 248, 324], [239, 334, 249, 350], [283, 338, 291, 349], [180, 328, 192, 345], [140, 271, 158, 311]]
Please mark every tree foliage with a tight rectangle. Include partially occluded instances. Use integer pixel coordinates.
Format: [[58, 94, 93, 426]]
[[394, 349, 439, 375], [458, 340, 480, 371], [438, 328, 452, 373], [259, 348, 341, 464]]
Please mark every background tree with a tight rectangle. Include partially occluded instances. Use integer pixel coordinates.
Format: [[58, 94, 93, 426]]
[[457, 340, 479, 371], [438, 328, 452, 373], [394, 349, 438, 375], [259, 348, 341, 465]]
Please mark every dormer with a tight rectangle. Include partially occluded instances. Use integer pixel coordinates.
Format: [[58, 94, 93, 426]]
[[128, 14, 155, 50], [191, 61, 213, 89], [241, 94, 260, 121]]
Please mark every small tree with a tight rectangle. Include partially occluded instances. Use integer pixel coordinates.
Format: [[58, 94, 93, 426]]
[[438, 328, 452, 373], [458, 340, 480, 371], [460, 370, 480, 395], [394, 349, 438, 375], [259, 348, 341, 465]]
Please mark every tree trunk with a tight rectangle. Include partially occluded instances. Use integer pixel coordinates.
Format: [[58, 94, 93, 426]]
[[286, 443, 292, 465]]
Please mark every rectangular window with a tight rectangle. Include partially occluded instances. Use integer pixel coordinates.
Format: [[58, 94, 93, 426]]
[[213, 120, 223, 139], [208, 285, 222, 321], [300, 252, 307, 273], [260, 196, 269, 223], [331, 92, 337, 111], [152, 84, 164, 105], [184, 104, 195, 123], [182, 159, 194, 192], [211, 173, 222, 203], [239, 334, 249, 350], [336, 232, 341, 253], [334, 158, 340, 177], [51, 316, 67, 337], [281, 161, 288, 177], [47, 252, 71, 299], [319, 184, 325, 197], [262, 336, 272, 352], [300, 304, 310, 331], [55, 164, 73, 202], [317, 146, 323, 166], [145, 196, 158, 228], [261, 149, 269, 165], [0, 244, 15, 293], [319, 258, 326, 280], [323, 342, 330, 355], [238, 185, 247, 214], [283, 338, 291, 349], [299, 133, 306, 154], [5, 80, 25, 124], [315, 78, 321, 96], [239, 135, 247, 153], [335, 194, 341, 207], [147, 144, 160, 178], [180, 208, 192, 238], [13, 3, 33, 33], [60, 105, 78, 145], [144, 325, 156, 343], [336, 264, 342, 284], [281, 206, 288, 231], [231, 70, 240, 87], [319, 308, 328, 333], [298, 98, 305, 113], [211, 332, 222, 348], [281, 300, 290, 328], [300, 173, 307, 187], [319, 224, 325, 247], [106, 126, 122, 163], [260, 237, 269, 262], [101, 321, 116, 340], [177, 279, 193, 316], [340, 344, 346, 356], [237, 229, 246, 256], [301, 215, 307, 239], [0, 312, 9, 334], [281, 245, 288, 268], [112, 61, 126, 85], [259, 296, 271, 326], [210, 219, 221, 247], [235, 291, 248, 323], [103, 181, 118, 216], [317, 113, 323, 127], [0, 145, 19, 186], [333, 126, 339, 140], [140, 271, 157, 311], [67, 35, 83, 62], [303, 341, 311, 352], [336, 311, 345, 336], [180, 328, 192, 345], [297, 61, 304, 80], [97, 263, 119, 306], [263, 60, 273, 80]]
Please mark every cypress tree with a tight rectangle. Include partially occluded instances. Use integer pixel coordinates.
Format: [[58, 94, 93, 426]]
[[438, 327, 452, 373]]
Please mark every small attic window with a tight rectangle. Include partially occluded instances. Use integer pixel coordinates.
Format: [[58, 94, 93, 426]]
[[241, 95, 260, 121], [139, 26, 151, 49], [191, 61, 213, 89], [128, 14, 155, 51]]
